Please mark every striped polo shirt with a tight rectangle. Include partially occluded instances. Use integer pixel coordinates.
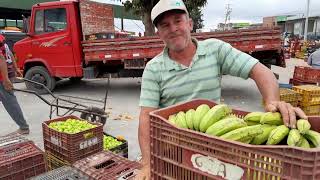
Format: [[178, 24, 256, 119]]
[[139, 38, 259, 108]]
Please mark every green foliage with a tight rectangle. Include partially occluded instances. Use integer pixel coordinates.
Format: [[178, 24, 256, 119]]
[[123, 0, 207, 35]]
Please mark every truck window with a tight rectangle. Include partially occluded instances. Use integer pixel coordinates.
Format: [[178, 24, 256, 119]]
[[34, 8, 67, 34]]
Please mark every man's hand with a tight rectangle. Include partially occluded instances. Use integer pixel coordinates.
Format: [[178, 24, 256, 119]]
[[265, 101, 308, 128], [3, 79, 13, 91], [135, 164, 150, 180], [15, 68, 23, 77]]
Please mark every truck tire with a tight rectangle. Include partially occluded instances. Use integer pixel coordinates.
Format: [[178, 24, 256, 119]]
[[25, 66, 56, 94], [80, 106, 107, 125]]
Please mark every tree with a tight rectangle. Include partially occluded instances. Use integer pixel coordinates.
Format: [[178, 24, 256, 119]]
[[188, 7, 204, 32], [123, 0, 207, 36]]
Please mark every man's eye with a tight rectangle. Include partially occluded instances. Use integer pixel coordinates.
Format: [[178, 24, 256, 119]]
[[161, 24, 168, 28]]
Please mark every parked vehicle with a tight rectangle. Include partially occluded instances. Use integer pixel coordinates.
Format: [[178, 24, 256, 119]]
[[14, 0, 285, 93], [0, 30, 26, 50]]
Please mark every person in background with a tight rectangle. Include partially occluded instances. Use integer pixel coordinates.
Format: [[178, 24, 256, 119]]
[[307, 43, 320, 69], [307, 43, 320, 86], [0, 34, 29, 135], [135, 0, 308, 179]]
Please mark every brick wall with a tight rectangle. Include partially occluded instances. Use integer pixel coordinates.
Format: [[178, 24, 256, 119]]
[[79, 0, 114, 37]]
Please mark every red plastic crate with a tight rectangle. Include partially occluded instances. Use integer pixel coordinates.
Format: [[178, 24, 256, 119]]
[[149, 99, 320, 180], [0, 133, 29, 148], [293, 66, 320, 83], [290, 78, 317, 86], [73, 151, 141, 180], [42, 115, 103, 163], [0, 141, 46, 180]]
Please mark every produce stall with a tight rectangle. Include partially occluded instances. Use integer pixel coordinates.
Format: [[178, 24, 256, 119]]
[[0, 115, 139, 180], [150, 99, 320, 179]]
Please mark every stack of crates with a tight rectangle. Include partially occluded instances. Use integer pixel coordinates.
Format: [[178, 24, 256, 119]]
[[293, 85, 320, 116], [73, 151, 141, 180], [0, 134, 46, 180], [279, 88, 301, 107], [42, 115, 104, 170], [290, 66, 320, 86]]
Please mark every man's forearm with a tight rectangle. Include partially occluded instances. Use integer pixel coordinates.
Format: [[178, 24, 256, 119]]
[[138, 107, 157, 166], [138, 115, 151, 165], [250, 63, 280, 103], [0, 56, 9, 80]]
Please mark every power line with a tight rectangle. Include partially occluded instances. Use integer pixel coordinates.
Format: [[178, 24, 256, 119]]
[[130, 19, 144, 31], [224, 3, 232, 30]]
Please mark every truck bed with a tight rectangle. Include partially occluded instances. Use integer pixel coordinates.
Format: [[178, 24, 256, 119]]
[[82, 27, 282, 63]]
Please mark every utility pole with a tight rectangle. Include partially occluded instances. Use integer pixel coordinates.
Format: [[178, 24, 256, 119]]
[[224, 3, 232, 31], [304, 0, 310, 41]]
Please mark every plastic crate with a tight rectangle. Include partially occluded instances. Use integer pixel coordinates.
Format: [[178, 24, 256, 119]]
[[46, 151, 71, 170], [0, 141, 46, 180], [0, 133, 29, 148], [293, 85, 320, 106], [104, 133, 128, 158], [279, 88, 301, 107], [301, 105, 320, 116], [289, 78, 317, 86], [149, 99, 320, 180], [42, 115, 103, 163], [293, 66, 320, 83], [30, 166, 90, 180], [73, 151, 141, 180]]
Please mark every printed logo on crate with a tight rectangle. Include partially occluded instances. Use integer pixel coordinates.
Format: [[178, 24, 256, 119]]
[[187, 152, 244, 179], [79, 137, 99, 149]]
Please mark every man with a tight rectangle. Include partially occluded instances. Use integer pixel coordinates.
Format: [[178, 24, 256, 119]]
[[0, 34, 29, 135], [307, 43, 320, 69], [136, 0, 307, 179]]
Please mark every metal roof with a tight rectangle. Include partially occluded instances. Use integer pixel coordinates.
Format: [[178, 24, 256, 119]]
[[0, 0, 140, 20]]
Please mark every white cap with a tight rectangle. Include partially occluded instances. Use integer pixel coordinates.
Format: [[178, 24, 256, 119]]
[[151, 0, 188, 25]]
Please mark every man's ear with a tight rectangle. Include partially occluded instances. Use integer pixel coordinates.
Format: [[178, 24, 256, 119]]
[[189, 18, 194, 32]]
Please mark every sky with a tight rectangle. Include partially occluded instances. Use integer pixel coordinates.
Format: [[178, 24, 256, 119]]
[[93, 0, 320, 33], [202, 0, 320, 29]]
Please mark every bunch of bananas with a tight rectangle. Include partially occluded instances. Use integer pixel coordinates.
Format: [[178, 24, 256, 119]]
[[168, 104, 320, 148]]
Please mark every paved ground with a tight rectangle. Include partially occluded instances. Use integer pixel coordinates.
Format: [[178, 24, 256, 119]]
[[0, 58, 308, 160]]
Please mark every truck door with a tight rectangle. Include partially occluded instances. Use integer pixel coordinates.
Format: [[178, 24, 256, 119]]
[[32, 7, 76, 77]]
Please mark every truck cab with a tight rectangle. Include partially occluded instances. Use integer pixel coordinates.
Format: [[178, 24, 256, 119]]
[[14, 1, 83, 93]]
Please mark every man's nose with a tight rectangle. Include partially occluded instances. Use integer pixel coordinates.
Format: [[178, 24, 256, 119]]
[[168, 23, 178, 33]]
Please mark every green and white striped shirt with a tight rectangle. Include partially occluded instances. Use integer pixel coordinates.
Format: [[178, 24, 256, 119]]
[[139, 38, 259, 108]]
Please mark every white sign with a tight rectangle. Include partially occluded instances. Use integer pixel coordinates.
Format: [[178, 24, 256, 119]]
[[191, 154, 244, 180]]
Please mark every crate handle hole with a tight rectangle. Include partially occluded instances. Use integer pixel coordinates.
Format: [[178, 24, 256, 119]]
[[69, 175, 80, 179], [116, 167, 130, 175], [120, 171, 135, 179], [5, 147, 22, 154], [94, 159, 117, 169]]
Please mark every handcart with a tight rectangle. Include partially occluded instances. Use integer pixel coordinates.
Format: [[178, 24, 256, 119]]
[[14, 78, 109, 125]]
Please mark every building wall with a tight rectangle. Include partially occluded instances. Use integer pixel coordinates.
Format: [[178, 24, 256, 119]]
[[283, 17, 320, 38], [263, 16, 276, 27], [314, 19, 320, 34]]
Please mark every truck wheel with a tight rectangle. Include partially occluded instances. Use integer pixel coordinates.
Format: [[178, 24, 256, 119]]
[[25, 66, 56, 94], [80, 106, 107, 125]]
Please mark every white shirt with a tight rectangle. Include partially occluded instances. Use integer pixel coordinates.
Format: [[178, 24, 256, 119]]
[[4, 44, 13, 63]]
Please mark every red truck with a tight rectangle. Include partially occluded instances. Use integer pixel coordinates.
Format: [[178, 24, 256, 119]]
[[14, 0, 285, 94]]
